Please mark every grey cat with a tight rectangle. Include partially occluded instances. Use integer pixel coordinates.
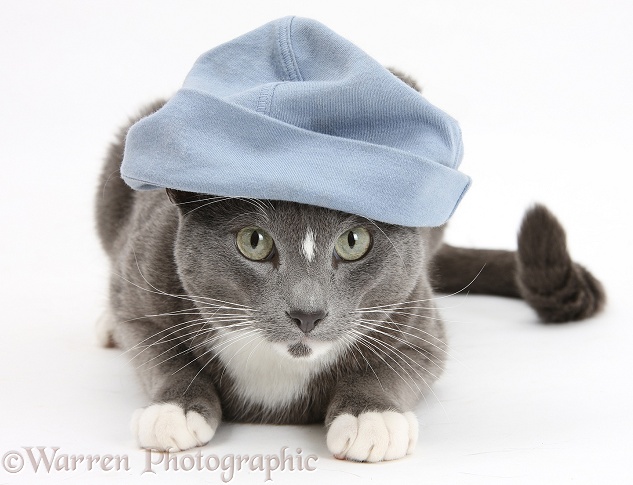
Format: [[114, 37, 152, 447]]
[[95, 74, 604, 462]]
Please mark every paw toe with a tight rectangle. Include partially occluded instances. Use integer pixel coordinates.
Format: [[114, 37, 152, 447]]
[[131, 403, 215, 451], [327, 411, 418, 462], [326, 413, 358, 458], [346, 412, 389, 462], [382, 411, 410, 460]]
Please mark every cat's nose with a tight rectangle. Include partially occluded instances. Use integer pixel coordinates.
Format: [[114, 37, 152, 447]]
[[287, 309, 327, 334]]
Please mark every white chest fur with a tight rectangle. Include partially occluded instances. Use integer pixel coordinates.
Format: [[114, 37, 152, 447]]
[[213, 329, 339, 409]]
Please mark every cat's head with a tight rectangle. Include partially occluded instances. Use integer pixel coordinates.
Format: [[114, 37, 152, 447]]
[[168, 190, 439, 360]]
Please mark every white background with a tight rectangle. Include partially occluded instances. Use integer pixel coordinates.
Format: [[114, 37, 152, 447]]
[[1, 0, 631, 483]]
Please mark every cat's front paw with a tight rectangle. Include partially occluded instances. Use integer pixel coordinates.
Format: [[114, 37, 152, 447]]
[[326, 411, 418, 462], [131, 403, 217, 451]]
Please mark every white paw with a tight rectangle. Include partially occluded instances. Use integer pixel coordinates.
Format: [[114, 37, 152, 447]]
[[131, 403, 216, 451], [96, 309, 116, 348], [326, 411, 418, 462]]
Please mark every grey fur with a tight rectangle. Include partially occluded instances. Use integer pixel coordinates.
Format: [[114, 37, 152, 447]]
[[431, 205, 606, 322], [95, 71, 604, 452], [98, 159, 445, 425]]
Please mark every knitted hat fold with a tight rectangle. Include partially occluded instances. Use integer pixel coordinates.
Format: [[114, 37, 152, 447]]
[[121, 16, 470, 227]]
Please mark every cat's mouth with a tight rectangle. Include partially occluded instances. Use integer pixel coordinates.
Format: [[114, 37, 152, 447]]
[[287, 341, 312, 358], [275, 337, 335, 360]]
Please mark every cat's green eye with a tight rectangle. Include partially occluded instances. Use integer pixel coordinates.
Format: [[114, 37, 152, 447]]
[[236, 227, 275, 261], [334, 227, 372, 261]]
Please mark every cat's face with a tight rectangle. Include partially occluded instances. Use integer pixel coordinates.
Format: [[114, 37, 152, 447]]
[[172, 194, 433, 360]]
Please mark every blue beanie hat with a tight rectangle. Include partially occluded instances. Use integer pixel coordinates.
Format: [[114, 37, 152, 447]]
[[121, 16, 470, 227]]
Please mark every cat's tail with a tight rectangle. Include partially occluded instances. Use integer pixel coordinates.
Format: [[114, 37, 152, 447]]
[[431, 205, 605, 322]]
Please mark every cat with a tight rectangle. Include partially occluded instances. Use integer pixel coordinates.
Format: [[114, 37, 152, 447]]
[[95, 73, 605, 463]]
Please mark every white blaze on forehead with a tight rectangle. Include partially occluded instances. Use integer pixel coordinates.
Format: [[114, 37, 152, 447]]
[[301, 227, 316, 262]]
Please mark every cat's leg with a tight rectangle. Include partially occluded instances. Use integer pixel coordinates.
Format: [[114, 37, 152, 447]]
[[116, 320, 222, 452], [96, 307, 117, 348], [324, 340, 441, 463], [326, 408, 419, 463]]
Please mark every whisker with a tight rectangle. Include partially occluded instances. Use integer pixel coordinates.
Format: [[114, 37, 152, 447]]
[[173, 195, 231, 206], [339, 334, 365, 371], [355, 316, 446, 346], [351, 326, 443, 380], [186, 328, 261, 376], [262, 198, 276, 212], [240, 197, 271, 222], [351, 329, 448, 418], [101, 168, 121, 200], [129, 249, 254, 309], [130, 320, 253, 358], [357, 309, 473, 326], [361, 315, 468, 367], [351, 320, 447, 371], [182, 328, 262, 391], [134, 322, 255, 371], [339, 334, 385, 392], [348, 330, 418, 396], [352, 297, 471, 313], [181, 196, 236, 217], [218, 329, 264, 386], [243, 333, 267, 370], [356, 318, 470, 372], [179, 195, 272, 222], [112, 269, 249, 314], [178, 322, 256, 357], [354, 265, 486, 312], [124, 315, 252, 354], [226, 211, 271, 226], [353, 318, 453, 363], [124, 317, 211, 354], [147, 310, 251, 318]]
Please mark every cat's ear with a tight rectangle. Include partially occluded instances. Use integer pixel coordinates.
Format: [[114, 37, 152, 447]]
[[165, 188, 200, 205], [387, 67, 422, 93]]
